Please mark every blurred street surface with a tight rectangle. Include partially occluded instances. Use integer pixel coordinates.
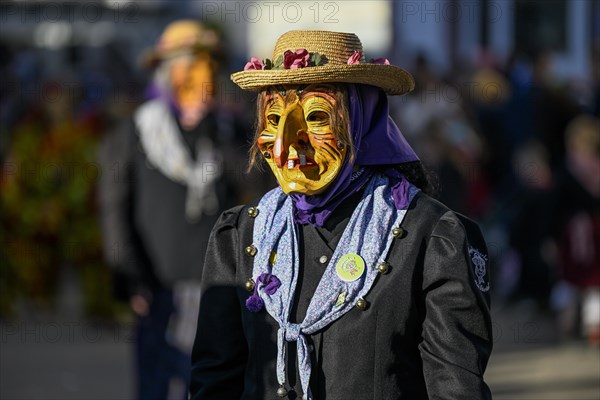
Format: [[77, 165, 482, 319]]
[[486, 302, 600, 400], [1, 302, 598, 400], [1, 317, 134, 400]]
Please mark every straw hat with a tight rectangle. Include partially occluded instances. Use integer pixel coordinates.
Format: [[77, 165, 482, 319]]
[[141, 20, 220, 68], [231, 30, 414, 95]]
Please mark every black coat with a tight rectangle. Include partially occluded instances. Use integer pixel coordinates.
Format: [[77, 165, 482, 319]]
[[98, 111, 248, 293], [190, 191, 493, 399]]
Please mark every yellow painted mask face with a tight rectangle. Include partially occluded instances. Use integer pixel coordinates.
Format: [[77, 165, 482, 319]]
[[169, 54, 213, 109], [257, 84, 347, 195]]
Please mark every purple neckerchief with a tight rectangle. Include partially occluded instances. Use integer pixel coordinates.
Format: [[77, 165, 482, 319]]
[[291, 167, 374, 226], [292, 84, 418, 226]]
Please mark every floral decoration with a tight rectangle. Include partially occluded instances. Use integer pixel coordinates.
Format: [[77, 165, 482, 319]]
[[244, 48, 325, 71], [370, 57, 390, 65], [245, 293, 265, 313], [284, 49, 310, 69], [347, 50, 362, 65], [243, 48, 392, 71], [244, 57, 265, 71], [245, 272, 282, 313]]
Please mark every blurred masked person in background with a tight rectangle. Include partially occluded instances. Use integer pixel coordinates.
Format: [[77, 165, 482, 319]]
[[551, 114, 600, 346], [98, 20, 248, 399], [190, 30, 493, 400]]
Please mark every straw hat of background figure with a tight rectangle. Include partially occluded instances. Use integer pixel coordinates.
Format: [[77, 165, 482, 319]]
[[231, 30, 415, 95], [141, 20, 221, 68]]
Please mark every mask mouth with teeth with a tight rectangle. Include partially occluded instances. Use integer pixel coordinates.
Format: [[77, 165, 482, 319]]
[[286, 154, 316, 169], [255, 84, 350, 195]]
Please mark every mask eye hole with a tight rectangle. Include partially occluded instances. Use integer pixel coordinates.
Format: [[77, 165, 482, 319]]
[[267, 114, 280, 127], [306, 111, 329, 123]]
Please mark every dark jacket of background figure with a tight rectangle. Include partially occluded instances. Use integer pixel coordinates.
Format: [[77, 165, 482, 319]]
[[99, 111, 246, 296], [98, 107, 257, 400]]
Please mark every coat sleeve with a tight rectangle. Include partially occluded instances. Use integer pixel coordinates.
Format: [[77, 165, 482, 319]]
[[97, 120, 154, 299], [190, 207, 248, 399], [419, 211, 493, 400]]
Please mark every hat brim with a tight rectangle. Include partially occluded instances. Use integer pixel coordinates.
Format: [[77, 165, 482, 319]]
[[231, 64, 415, 96], [140, 46, 219, 69]]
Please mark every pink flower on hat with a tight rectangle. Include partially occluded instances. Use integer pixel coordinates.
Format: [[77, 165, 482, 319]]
[[370, 57, 390, 65], [244, 57, 265, 71], [283, 49, 310, 69], [347, 50, 362, 65]]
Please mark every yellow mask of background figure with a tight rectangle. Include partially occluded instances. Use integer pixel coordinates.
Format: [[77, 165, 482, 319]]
[[169, 54, 214, 128], [257, 86, 347, 195]]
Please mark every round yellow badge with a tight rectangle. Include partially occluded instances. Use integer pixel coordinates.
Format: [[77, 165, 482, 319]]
[[336, 254, 366, 282]]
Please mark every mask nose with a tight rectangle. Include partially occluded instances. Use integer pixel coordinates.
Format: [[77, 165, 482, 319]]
[[273, 103, 308, 168]]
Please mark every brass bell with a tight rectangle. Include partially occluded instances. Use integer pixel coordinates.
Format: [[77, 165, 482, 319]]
[[276, 385, 288, 398], [356, 297, 368, 311], [245, 245, 257, 257], [244, 278, 255, 292], [247, 207, 259, 218], [376, 262, 390, 274], [392, 227, 404, 238]]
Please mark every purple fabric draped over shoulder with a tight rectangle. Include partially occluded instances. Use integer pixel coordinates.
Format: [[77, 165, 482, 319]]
[[291, 84, 419, 226]]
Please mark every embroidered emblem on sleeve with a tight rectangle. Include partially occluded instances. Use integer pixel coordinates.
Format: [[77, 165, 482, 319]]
[[469, 246, 490, 292]]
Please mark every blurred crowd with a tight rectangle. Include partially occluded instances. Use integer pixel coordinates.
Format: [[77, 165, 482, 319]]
[[392, 48, 599, 346], [0, 9, 598, 388]]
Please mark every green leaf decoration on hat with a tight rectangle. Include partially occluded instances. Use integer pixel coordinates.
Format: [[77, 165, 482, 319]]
[[264, 58, 273, 70], [254, 50, 325, 71], [310, 53, 322, 67], [273, 54, 284, 70]]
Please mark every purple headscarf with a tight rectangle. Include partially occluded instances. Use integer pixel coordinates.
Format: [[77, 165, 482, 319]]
[[292, 84, 419, 226]]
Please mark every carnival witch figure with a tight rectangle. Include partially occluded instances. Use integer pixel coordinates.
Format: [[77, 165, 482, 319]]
[[190, 30, 493, 400]]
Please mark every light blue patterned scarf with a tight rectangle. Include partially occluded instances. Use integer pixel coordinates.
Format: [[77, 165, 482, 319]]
[[249, 173, 418, 399]]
